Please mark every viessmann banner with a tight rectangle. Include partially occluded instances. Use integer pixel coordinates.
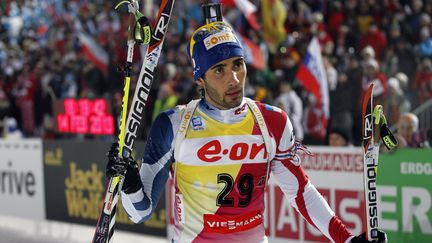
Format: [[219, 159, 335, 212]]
[[166, 146, 431, 242], [43, 140, 166, 236]]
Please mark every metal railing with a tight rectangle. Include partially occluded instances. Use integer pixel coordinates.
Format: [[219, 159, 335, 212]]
[[390, 98, 432, 132]]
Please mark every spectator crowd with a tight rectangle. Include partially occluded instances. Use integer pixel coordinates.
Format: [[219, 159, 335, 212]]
[[1, 0, 431, 148]]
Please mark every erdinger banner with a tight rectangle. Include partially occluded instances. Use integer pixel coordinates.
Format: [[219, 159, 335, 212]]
[[43, 140, 166, 236], [377, 149, 432, 243], [167, 146, 367, 242]]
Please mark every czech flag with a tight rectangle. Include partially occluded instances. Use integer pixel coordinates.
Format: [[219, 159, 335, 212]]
[[296, 37, 329, 119]]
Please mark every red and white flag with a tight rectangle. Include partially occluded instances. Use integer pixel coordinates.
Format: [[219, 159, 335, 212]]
[[296, 37, 329, 119], [239, 34, 265, 70], [78, 32, 109, 73], [296, 38, 329, 140], [222, 0, 260, 29]]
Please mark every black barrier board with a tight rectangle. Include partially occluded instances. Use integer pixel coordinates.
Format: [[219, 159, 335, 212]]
[[43, 140, 166, 236]]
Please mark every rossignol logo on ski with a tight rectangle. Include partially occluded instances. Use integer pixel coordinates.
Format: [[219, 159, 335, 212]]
[[364, 114, 372, 139], [153, 13, 170, 41], [365, 145, 378, 228], [124, 67, 154, 154]]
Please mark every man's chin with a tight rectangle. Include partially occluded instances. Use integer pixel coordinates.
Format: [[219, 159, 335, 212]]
[[226, 97, 243, 109]]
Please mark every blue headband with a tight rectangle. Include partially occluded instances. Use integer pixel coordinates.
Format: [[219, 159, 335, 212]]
[[187, 22, 244, 80]]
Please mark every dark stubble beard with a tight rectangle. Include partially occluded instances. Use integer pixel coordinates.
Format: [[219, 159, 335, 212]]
[[204, 81, 243, 109]]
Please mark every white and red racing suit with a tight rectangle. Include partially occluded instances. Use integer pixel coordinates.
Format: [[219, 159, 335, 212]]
[[120, 98, 354, 243]]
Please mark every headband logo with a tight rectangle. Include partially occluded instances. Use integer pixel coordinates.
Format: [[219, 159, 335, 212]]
[[204, 31, 237, 50]]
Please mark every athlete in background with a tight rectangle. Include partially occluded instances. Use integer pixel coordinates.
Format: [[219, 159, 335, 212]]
[[106, 19, 387, 243]]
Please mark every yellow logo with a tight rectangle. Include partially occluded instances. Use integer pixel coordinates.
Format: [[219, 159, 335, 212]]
[[45, 148, 63, 166], [204, 31, 236, 50]]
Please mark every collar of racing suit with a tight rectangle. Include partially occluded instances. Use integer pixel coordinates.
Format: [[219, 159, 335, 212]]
[[198, 98, 248, 124]]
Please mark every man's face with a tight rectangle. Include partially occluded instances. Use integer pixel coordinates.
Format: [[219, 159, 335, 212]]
[[329, 133, 347, 147], [398, 116, 417, 141], [197, 57, 246, 109]]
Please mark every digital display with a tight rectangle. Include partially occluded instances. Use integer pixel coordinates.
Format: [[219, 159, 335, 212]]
[[55, 98, 115, 135]]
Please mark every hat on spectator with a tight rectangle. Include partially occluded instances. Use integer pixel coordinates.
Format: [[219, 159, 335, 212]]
[[361, 46, 375, 59], [388, 77, 402, 95], [187, 21, 244, 80], [329, 126, 351, 144], [395, 72, 408, 87], [365, 59, 379, 70]]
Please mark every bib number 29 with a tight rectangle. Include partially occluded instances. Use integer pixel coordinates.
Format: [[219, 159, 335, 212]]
[[216, 173, 253, 207]]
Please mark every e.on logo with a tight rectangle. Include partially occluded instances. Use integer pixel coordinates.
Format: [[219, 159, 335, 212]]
[[197, 140, 267, 163]]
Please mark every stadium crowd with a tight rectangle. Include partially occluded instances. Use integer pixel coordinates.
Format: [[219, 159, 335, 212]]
[[1, 0, 431, 147]]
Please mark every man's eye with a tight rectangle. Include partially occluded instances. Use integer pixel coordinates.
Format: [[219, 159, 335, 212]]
[[215, 67, 223, 74], [235, 60, 244, 68]]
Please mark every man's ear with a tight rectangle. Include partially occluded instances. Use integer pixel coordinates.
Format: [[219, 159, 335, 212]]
[[195, 77, 204, 87]]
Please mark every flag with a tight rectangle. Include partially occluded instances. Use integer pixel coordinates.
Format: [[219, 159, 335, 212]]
[[239, 34, 265, 70], [222, 0, 260, 29], [1, 0, 11, 16], [296, 37, 329, 138], [261, 0, 287, 53], [78, 32, 109, 73]]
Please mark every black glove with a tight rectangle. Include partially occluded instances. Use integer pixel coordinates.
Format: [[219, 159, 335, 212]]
[[106, 142, 142, 194], [351, 230, 387, 243]]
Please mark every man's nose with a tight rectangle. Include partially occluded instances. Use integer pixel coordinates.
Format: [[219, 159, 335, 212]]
[[228, 70, 240, 86]]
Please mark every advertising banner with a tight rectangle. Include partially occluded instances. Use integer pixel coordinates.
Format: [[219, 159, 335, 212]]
[[0, 139, 45, 220], [265, 146, 366, 243], [167, 146, 366, 242], [43, 140, 166, 236], [377, 149, 432, 242], [167, 147, 431, 242]]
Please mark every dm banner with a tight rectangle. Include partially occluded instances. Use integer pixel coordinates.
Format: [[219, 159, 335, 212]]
[[43, 140, 166, 237], [377, 148, 432, 242]]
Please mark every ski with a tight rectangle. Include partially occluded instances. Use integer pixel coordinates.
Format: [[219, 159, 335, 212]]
[[362, 83, 379, 241], [92, 1, 175, 242], [362, 83, 398, 241]]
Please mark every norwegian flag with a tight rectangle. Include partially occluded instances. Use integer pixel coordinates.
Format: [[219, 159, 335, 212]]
[[221, 0, 260, 29], [77, 32, 109, 73]]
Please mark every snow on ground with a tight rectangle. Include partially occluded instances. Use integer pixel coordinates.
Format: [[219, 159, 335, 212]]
[[0, 215, 167, 243]]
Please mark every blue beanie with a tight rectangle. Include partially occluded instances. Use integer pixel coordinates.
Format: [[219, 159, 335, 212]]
[[187, 22, 244, 80]]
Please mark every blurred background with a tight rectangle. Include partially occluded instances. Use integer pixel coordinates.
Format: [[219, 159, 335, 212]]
[[1, 0, 431, 147], [0, 0, 431, 242]]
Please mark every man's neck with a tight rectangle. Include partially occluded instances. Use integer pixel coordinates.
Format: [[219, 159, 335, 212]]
[[199, 98, 248, 124]]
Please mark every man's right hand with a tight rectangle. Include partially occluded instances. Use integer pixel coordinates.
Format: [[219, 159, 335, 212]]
[[351, 230, 387, 243], [106, 142, 142, 193]]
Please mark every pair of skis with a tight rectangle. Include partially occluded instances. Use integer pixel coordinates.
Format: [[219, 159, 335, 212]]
[[362, 83, 397, 241], [92, 1, 175, 242]]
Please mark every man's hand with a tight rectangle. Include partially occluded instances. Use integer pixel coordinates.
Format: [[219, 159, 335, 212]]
[[106, 142, 142, 194], [351, 230, 387, 243]]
